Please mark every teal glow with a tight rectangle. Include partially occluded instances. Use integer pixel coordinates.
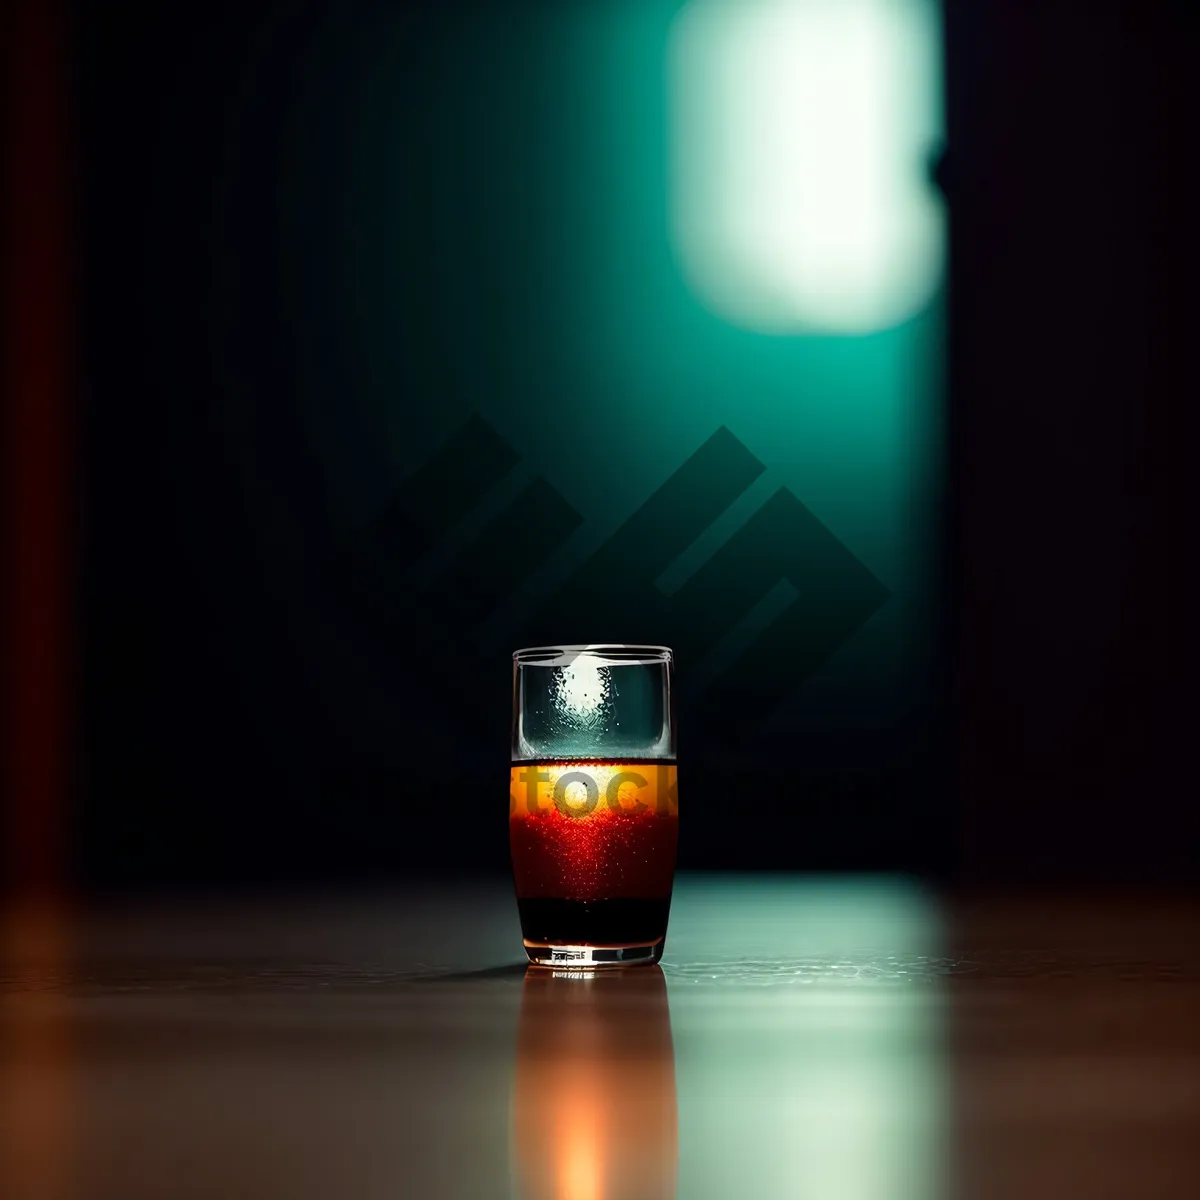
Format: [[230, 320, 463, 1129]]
[[666, 877, 945, 1200], [669, 0, 944, 335], [334, 0, 945, 768]]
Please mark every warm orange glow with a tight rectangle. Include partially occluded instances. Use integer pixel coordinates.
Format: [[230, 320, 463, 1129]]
[[513, 968, 677, 1200], [557, 1089, 603, 1200], [2, 906, 73, 1200], [510, 762, 678, 819]]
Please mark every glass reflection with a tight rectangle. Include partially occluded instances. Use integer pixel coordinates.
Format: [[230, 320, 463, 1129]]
[[513, 965, 678, 1200]]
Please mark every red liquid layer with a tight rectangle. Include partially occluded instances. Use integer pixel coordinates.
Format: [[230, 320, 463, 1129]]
[[509, 760, 678, 902]]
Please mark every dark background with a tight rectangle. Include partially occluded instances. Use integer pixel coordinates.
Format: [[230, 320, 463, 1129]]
[[946, 1, 1180, 884], [14, 0, 1179, 894]]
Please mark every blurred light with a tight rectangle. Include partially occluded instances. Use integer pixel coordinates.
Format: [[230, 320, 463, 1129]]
[[559, 1092, 603, 1200], [2, 908, 72, 1200], [514, 967, 678, 1200], [669, 0, 944, 335], [553, 657, 612, 725], [667, 877, 944, 1200]]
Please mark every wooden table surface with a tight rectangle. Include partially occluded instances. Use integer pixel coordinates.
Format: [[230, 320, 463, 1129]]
[[3, 876, 1198, 1199]]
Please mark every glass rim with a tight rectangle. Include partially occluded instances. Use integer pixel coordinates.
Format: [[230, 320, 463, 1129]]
[[513, 643, 673, 666]]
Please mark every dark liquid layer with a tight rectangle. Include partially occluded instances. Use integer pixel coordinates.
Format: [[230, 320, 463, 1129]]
[[517, 897, 672, 947]]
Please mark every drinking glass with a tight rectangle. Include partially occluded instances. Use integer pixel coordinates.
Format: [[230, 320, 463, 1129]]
[[510, 644, 678, 967]]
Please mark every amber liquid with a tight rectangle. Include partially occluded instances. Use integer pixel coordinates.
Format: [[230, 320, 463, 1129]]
[[509, 759, 678, 948]]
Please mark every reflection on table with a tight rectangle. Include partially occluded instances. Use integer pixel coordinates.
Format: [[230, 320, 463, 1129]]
[[2, 878, 1198, 1199], [514, 965, 677, 1200], [667, 877, 944, 1200]]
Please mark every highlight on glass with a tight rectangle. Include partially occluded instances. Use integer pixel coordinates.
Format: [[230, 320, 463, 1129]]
[[510, 645, 679, 968]]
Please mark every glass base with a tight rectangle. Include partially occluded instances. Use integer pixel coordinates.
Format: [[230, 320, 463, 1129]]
[[523, 939, 664, 969]]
